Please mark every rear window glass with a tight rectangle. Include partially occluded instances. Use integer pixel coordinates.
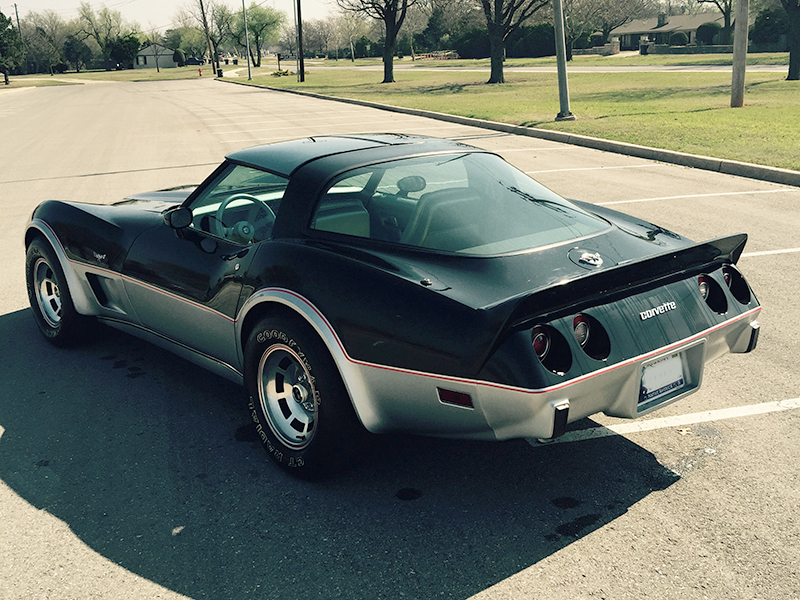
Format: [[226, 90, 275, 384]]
[[310, 152, 608, 255]]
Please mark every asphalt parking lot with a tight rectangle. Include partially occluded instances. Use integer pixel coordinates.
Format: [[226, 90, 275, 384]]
[[0, 78, 798, 600]]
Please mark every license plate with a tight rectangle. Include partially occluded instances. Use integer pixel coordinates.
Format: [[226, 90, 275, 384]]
[[639, 352, 685, 405]]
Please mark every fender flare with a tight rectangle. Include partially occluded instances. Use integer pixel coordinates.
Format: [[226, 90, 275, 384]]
[[26, 220, 98, 317], [236, 288, 381, 432]]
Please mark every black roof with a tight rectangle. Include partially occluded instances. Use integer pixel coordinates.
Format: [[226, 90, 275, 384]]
[[225, 134, 476, 177]]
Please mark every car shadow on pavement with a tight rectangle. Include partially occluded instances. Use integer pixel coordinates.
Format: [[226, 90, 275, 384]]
[[0, 308, 679, 599]]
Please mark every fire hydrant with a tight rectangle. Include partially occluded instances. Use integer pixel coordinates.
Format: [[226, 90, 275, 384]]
[[198, 68, 202, 77]]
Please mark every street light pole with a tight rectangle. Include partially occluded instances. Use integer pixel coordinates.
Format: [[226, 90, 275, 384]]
[[296, 0, 305, 82], [731, 0, 749, 107], [552, 0, 576, 121]]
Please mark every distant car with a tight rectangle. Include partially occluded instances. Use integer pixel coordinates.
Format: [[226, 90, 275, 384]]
[[25, 134, 761, 477]]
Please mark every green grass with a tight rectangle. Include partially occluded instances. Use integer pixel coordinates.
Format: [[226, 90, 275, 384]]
[[253, 68, 800, 171]]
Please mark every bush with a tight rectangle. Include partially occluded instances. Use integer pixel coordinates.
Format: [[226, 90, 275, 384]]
[[172, 49, 186, 67], [670, 32, 689, 46], [696, 22, 721, 45], [507, 24, 555, 58], [453, 27, 490, 59]]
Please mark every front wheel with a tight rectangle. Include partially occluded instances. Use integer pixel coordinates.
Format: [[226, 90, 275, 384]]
[[25, 238, 93, 347], [243, 314, 365, 478]]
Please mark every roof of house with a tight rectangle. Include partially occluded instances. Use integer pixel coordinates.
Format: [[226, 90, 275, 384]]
[[612, 13, 723, 36], [136, 43, 174, 56]]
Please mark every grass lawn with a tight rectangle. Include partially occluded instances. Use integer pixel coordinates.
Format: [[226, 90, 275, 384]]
[[254, 68, 800, 171]]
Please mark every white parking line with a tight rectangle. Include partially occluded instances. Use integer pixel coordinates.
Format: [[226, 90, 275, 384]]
[[598, 188, 796, 206], [526, 164, 669, 174], [529, 398, 800, 447], [742, 247, 800, 258]]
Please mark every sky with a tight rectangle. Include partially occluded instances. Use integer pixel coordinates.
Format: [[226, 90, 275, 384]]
[[4, 0, 335, 33]]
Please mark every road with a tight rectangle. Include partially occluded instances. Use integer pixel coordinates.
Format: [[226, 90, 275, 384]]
[[0, 78, 798, 600]]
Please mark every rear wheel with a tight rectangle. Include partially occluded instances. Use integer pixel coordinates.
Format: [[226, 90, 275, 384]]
[[25, 238, 92, 346], [244, 314, 365, 478]]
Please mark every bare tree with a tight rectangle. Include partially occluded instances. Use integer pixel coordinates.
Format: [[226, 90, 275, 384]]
[[480, 0, 550, 83], [596, 0, 653, 41], [337, 0, 419, 82], [334, 13, 370, 60]]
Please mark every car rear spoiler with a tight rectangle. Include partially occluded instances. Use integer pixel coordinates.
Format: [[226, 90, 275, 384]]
[[502, 233, 748, 330]]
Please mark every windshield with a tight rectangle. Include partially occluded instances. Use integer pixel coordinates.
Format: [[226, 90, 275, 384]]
[[310, 152, 608, 255]]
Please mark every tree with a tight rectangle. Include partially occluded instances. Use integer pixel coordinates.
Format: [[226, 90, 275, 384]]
[[109, 32, 141, 68], [479, 0, 550, 83], [595, 0, 651, 42], [23, 10, 70, 74], [64, 34, 93, 72], [780, 0, 800, 79], [337, 0, 418, 83], [0, 11, 24, 84], [77, 2, 131, 67], [230, 4, 284, 66], [697, 0, 735, 43]]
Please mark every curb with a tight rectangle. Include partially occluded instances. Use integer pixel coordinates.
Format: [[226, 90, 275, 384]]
[[220, 78, 800, 188]]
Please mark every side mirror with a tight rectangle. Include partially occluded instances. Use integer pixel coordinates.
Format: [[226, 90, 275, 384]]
[[164, 206, 193, 229]]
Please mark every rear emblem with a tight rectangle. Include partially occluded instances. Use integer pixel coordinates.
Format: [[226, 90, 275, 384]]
[[579, 252, 603, 267], [640, 301, 678, 320]]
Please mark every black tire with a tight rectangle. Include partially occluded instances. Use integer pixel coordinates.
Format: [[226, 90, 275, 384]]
[[243, 313, 365, 478], [25, 237, 93, 347]]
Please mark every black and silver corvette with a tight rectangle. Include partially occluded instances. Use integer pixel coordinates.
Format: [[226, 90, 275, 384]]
[[25, 134, 761, 476]]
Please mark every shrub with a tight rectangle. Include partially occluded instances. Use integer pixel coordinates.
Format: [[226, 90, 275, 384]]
[[670, 32, 689, 46], [507, 24, 555, 58], [172, 49, 186, 67], [453, 27, 490, 59], [696, 22, 721, 45]]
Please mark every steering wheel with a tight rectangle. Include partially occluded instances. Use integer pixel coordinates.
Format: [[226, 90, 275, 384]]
[[214, 193, 276, 243]]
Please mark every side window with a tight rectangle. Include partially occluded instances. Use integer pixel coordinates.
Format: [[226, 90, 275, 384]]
[[189, 163, 289, 244]]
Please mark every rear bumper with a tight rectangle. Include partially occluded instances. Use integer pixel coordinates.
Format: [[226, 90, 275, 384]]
[[351, 308, 761, 440]]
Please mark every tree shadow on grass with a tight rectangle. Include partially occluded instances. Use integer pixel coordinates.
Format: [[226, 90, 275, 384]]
[[0, 308, 678, 599]]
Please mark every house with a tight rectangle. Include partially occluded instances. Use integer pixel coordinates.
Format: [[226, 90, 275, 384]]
[[134, 43, 179, 69], [612, 13, 724, 50]]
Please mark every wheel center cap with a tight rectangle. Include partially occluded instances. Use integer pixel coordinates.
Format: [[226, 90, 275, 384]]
[[292, 385, 307, 403]]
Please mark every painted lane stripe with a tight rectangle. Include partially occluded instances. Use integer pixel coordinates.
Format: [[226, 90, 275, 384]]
[[526, 164, 669, 174], [598, 188, 796, 206], [531, 398, 800, 446], [742, 247, 800, 258]]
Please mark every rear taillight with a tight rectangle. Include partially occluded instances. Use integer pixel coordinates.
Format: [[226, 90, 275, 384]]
[[532, 326, 550, 360], [531, 325, 571, 375], [722, 265, 752, 305], [698, 274, 728, 314], [573, 315, 590, 347], [573, 313, 610, 361]]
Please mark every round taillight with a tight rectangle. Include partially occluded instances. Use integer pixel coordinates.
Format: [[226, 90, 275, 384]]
[[532, 327, 550, 360], [698, 275, 710, 300], [698, 273, 728, 314], [722, 265, 752, 305], [573, 315, 590, 347]]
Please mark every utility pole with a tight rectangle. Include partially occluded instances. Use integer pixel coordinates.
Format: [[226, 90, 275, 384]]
[[295, 0, 305, 82], [242, 0, 251, 80], [731, 0, 749, 107], [552, 0, 575, 121]]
